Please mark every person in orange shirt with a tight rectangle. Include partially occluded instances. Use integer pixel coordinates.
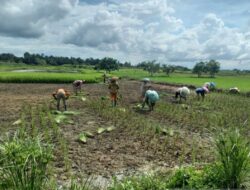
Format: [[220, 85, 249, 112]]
[[52, 88, 70, 111], [108, 77, 119, 107]]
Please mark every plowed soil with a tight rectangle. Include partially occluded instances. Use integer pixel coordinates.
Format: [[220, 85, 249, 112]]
[[0, 80, 212, 187]]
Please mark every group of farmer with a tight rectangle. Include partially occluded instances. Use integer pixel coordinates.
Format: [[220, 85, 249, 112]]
[[52, 76, 159, 111], [52, 75, 240, 111]]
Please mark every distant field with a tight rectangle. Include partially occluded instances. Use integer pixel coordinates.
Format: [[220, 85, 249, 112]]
[[113, 69, 250, 92], [0, 71, 102, 83], [0, 64, 249, 91]]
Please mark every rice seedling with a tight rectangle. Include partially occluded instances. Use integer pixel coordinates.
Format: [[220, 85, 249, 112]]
[[214, 126, 250, 189], [78, 133, 88, 143], [0, 133, 53, 190]]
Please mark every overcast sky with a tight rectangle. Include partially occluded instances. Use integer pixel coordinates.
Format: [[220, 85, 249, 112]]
[[0, 0, 250, 69]]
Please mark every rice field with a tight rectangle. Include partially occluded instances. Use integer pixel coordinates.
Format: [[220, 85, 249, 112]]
[[0, 80, 249, 189], [112, 69, 250, 92], [1, 64, 250, 92], [0, 72, 101, 83]]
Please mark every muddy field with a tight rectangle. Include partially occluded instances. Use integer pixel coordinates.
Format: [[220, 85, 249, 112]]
[[0, 80, 212, 187]]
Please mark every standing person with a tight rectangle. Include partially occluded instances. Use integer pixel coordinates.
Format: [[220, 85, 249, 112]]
[[142, 85, 159, 111], [195, 86, 209, 100], [140, 78, 150, 100], [52, 88, 70, 111], [72, 80, 85, 95], [108, 77, 119, 107], [103, 72, 107, 83], [175, 86, 190, 102]]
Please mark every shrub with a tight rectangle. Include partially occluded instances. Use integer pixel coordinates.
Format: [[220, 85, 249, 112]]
[[215, 127, 250, 189], [0, 133, 53, 190], [166, 167, 204, 189]]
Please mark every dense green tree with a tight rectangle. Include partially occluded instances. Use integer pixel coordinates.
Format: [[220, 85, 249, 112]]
[[192, 61, 206, 77], [162, 64, 175, 76], [95, 57, 119, 73], [206, 60, 220, 78], [139, 60, 160, 76]]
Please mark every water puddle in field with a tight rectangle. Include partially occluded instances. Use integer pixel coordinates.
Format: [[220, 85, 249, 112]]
[[11, 69, 44, 72]]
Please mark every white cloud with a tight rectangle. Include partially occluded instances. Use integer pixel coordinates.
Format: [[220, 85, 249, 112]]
[[0, 0, 250, 69], [0, 0, 78, 38]]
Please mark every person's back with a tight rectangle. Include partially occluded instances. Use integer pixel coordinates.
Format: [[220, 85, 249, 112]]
[[52, 88, 70, 111], [175, 86, 190, 101], [145, 90, 159, 103], [143, 89, 159, 111], [72, 80, 84, 95], [229, 87, 240, 94], [196, 86, 209, 100]]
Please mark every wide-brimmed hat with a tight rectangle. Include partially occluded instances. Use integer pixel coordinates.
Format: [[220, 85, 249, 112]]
[[142, 78, 150, 82], [110, 76, 118, 82]]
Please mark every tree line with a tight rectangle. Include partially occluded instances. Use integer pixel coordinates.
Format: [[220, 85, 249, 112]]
[[3, 52, 247, 78]]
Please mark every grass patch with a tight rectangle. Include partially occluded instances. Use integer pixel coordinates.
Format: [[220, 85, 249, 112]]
[[0, 72, 102, 83]]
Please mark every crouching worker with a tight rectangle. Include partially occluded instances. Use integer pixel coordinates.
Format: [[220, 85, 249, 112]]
[[175, 86, 190, 102], [108, 77, 119, 107], [195, 86, 209, 100], [142, 85, 159, 111], [204, 82, 216, 91], [229, 87, 240, 94], [52, 88, 70, 111], [140, 78, 150, 100], [72, 80, 85, 95]]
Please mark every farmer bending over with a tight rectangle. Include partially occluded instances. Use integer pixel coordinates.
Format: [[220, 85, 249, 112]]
[[140, 78, 150, 100], [229, 87, 240, 94], [72, 80, 85, 95], [203, 82, 216, 91], [142, 85, 159, 111], [108, 77, 119, 107], [195, 86, 209, 100], [175, 86, 190, 102], [52, 88, 70, 111]]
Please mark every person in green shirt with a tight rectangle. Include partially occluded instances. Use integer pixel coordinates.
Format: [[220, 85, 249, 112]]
[[142, 85, 159, 111]]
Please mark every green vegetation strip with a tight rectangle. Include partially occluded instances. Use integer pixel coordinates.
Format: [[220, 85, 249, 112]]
[[112, 69, 250, 92], [0, 71, 102, 83]]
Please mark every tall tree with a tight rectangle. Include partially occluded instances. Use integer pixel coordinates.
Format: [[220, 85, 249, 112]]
[[139, 60, 160, 76], [192, 61, 206, 77], [162, 64, 175, 77], [206, 60, 220, 78]]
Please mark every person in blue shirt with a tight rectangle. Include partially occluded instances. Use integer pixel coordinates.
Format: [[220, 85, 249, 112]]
[[142, 85, 159, 111], [195, 86, 209, 100]]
